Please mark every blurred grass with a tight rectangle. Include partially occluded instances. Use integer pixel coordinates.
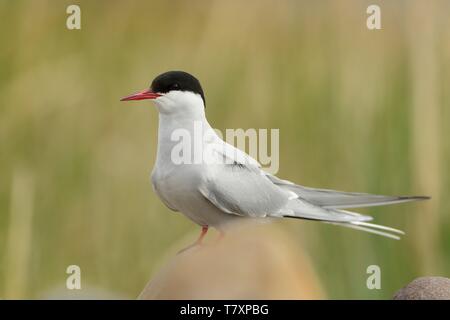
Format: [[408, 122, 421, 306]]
[[0, 0, 449, 299]]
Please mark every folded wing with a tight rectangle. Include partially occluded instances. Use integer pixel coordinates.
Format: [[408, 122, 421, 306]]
[[200, 142, 429, 239], [266, 174, 429, 209]]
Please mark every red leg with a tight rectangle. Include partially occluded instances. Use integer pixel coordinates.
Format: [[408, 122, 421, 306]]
[[178, 225, 209, 254], [196, 225, 209, 245]]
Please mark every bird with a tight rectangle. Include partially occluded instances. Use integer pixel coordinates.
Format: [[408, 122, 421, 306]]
[[121, 70, 429, 249]]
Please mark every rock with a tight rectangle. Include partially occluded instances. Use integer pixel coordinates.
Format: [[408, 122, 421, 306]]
[[393, 277, 450, 300], [138, 223, 324, 299]]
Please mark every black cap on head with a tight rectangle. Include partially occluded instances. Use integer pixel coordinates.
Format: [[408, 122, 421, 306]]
[[151, 71, 206, 107]]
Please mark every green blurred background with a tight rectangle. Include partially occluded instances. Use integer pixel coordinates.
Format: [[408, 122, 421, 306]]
[[0, 0, 449, 299]]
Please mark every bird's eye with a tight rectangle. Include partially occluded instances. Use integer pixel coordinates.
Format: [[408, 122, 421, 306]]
[[170, 83, 180, 90]]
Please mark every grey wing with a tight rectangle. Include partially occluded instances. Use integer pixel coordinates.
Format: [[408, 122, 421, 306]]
[[266, 174, 429, 209], [201, 143, 420, 239], [198, 163, 371, 222], [199, 164, 408, 239], [199, 163, 290, 218]]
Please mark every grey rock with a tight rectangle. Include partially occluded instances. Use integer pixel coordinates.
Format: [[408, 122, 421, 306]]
[[393, 276, 450, 300]]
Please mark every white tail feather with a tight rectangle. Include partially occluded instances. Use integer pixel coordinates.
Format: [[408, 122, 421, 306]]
[[325, 221, 404, 240]]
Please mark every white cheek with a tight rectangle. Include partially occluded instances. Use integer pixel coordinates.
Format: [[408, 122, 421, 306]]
[[155, 91, 204, 114], [154, 95, 175, 112]]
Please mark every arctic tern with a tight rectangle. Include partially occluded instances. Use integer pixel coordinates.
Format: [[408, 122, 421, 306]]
[[121, 71, 429, 248]]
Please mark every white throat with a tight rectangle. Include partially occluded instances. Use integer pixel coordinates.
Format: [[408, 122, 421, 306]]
[[153, 91, 215, 168]]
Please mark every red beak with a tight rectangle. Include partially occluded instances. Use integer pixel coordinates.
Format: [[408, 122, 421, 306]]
[[120, 89, 162, 101]]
